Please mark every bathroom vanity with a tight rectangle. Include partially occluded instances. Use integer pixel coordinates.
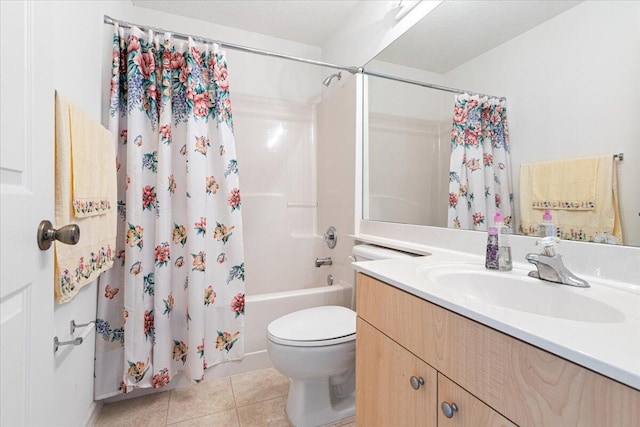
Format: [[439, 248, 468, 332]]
[[354, 270, 640, 426]]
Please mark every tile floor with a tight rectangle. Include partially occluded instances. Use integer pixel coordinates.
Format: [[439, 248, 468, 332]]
[[95, 367, 355, 427]]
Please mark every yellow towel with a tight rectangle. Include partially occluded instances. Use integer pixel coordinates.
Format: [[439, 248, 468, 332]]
[[70, 103, 114, 217], [531, 157, 598, 210], [54, 93, 117, 303], [519, 156, 623, 244]]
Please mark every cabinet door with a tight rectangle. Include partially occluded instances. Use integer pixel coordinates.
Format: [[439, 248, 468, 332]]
[[438, 374, 516, 427], [356, 317, 437, 427]]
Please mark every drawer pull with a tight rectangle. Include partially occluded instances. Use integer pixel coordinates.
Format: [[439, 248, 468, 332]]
[[441, 401, 459, 418], [409, 376, 425, 390]]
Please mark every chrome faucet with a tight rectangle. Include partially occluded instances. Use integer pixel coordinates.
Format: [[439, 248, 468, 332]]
[[315, 257, 333, 267], [525, 253, 589, 288]]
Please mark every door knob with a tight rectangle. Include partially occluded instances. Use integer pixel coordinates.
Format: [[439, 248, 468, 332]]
[[37, 220, 80, 250], [441, 401, 459, 418]]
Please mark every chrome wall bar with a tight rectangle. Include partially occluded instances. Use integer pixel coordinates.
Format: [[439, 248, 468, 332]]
[[54, 336, 83, 353], [70, 319, 95, 335], [53, 319, 96, 353], [103, 15, 362, 75], [361, 69, 506, 100], [104, 15, 505, 102], [614, 153, 624, 161]]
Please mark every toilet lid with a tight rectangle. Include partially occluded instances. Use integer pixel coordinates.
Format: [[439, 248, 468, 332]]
[[267, 306, 356, 347]]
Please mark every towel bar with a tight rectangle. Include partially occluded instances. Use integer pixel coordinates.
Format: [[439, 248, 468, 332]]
[[53, 319, 95, 353], [614, 153, 624, 161], [54, 336, 83, 353], [70, 319, 95, 334]]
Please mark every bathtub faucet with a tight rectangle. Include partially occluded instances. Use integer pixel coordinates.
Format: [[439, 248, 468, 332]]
[[315, 257, 333, 267]]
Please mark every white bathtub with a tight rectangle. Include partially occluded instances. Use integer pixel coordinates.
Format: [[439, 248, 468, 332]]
[[204, 281, 353, 380]]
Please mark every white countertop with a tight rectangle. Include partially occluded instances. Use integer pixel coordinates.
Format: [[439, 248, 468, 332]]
[[353, 251, 640, 391]]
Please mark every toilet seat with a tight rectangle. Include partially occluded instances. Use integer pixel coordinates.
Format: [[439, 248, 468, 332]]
[[267, 306, 356, 347]]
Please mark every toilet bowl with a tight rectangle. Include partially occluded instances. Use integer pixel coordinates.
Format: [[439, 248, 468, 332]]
[[266, 305, 356, 427]]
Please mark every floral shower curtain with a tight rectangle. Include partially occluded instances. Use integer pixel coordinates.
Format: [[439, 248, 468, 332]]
[[448, 94, 513, 230], [95, 25, 245, 399]]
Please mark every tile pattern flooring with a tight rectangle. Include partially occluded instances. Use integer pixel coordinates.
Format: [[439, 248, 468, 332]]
[[95, 367, 356, 427]]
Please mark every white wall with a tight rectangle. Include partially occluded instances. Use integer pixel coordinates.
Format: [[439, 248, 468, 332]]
[[444, 1, 640, 244]]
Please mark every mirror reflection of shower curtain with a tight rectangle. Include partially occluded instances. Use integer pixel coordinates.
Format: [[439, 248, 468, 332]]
[[447, 94, 513, 231]]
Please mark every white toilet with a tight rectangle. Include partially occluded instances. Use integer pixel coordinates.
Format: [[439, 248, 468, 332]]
[[266, 244, 416, 427], [267, 306, 356, 427]]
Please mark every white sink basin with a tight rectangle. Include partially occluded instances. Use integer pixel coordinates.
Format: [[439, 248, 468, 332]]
[[417, 263, 625, 323]]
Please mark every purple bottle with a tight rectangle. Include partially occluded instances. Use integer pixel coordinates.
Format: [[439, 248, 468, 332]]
[[485, 227, 499, 270]]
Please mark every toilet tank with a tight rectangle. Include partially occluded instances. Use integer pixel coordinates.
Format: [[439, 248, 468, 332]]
[[352, 244, 417, 262], [350, 244, 418, 310]]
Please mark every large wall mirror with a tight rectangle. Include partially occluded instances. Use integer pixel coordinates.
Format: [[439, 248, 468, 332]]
[[363, 0, 640, 246]]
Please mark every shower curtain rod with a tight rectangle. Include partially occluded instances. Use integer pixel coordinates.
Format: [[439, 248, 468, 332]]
[[103, 15, 362, 75], [361, 69, 506, 100], [104, 15, 504, 100]]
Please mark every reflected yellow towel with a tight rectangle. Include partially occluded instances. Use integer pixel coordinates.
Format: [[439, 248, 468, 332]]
[[520, 156, 623, 244], [54, 93, 117, 303], [531, 157, 598, 210]]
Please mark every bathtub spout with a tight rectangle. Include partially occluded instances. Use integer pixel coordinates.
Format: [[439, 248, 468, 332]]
[[315, 257, 333, 267]]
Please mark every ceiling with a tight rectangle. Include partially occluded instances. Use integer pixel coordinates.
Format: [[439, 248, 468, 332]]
[[132, 0, 363, 47], [375, 0, 583, 73], [133, 0, 582, 72]]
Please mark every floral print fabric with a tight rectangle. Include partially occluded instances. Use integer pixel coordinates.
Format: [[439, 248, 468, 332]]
[[95, 25, 245, 399], [448, 94, 513, 231]]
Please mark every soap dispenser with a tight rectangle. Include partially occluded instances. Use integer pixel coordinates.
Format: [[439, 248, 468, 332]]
[[485, 227, 499, 270], [493, 210, 513, 271], [538, 210, 556, 237]]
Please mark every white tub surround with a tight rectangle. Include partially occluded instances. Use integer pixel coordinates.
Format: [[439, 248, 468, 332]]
[[353, 249, 640, 391]]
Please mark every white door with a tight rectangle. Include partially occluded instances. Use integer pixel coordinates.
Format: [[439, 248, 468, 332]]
[[1, 1, 55, 425]]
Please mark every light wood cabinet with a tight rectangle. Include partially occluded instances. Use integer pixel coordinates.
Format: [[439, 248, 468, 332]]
[[438, 374, 515, 427], [355, 273, 640, 427], [356, 318, 437, 426]]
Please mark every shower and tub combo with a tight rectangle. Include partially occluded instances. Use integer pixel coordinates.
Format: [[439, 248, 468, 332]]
[[97, 14, 417, 424]]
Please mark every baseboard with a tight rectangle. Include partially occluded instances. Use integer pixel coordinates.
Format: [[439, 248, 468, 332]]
[[83, 400, 103, 427]]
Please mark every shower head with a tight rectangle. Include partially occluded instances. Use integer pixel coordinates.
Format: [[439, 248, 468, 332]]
[[322, 72, 342, 87]]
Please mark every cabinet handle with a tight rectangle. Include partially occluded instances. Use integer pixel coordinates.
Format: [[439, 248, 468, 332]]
[[441, 401, 459, 418], [409, 376, 425, 390]]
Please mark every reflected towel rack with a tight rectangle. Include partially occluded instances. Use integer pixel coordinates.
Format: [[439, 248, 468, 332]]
[[287, 201, 318, 207], [614, 153, 624, 161]]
